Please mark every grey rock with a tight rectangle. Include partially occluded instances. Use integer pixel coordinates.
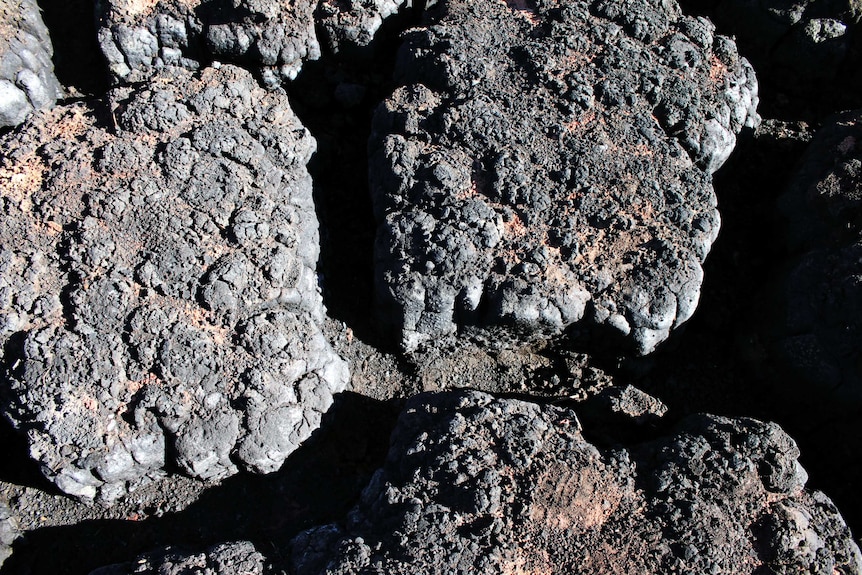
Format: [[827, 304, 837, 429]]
[[0, 0, 62, 128], [0, 64, 348, 503], [370, 0, 758, 355], [317, 0, 408, 57], [290, 390, 861, 574], [0, 502, 20, 569], [97, 0, 321, 86], [89, 541, 270, 575], [694, 0, 861, 107]]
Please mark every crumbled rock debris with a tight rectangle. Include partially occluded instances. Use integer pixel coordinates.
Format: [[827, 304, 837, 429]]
[[369, 0, 759, 356], [0, 0, 62, 128], [89, 541, 269, 575], [0, 64, 348, 503], [290, 390, 861, 575], [768, 109, 862, 409], [316, 0, 409, 57], [97, 0, 321, 86]]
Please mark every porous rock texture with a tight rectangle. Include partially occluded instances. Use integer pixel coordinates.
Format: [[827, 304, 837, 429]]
[[686, 0, 861, 107], [370, 0, 759, 355], [770, 109, 862, 409], [0, 64, 348, 503], [97, 0, 321, 86], [316, 0, 409, 57], [90, 541, 270, 575], [0, 0, 62, 128], [291, 390, 862, 574]]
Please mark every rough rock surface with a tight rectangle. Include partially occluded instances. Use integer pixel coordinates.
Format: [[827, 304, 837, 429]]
[[316, 0, 409, 57], [684, 0, 861, 109], [0, 64, 348, 503], [97, 0, 321, 86], [0, 502, 19, 569], [90, 541, 269, 575], [770, 109, 862, 408], [291, 390, 861, 574], [370, 0, 759, 355], [0, 0, 62, 128]]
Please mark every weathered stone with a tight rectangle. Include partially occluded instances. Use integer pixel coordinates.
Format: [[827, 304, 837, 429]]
[[0, 65, 348, 503], [370, 0, 758, 356]]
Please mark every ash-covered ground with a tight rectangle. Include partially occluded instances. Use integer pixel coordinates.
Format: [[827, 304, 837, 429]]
[[0, 0, 861, 573]]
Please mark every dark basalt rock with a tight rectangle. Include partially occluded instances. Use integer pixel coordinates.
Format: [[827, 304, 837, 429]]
[[97, 0, 321, 86], [0, 502, 20, 569], [769, 109, 862, 409], [290, 390, 861, 574], [0, 64, 348, 503], [316, 0, 409, 58], [0, 0, 62, 128], [369, 0, 759, 356], [684, 0, 862, 111], [90, 541, 269, 575]]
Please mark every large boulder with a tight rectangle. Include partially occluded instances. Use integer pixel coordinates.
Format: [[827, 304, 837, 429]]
[[769, 109, 862, 409], [370, 0, 759, 356], [291, 390, 861, 574], [0, 0, 62, 128], [0, 64, 348, 503], [97, 0, 321, 86]]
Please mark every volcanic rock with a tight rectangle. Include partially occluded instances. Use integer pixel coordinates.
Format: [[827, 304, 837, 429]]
[[90, 541, 269, 575], [0, 64, 348, 503], [316, 0, 409, 57], [0, 0, 62, 128], [769, 109, 862, 409], [97, 0, 321, 86], [0, 502, 19, 569], [369, 0, 759, 356], [290, 389, 861, 574], [687, 0, 861, 109]]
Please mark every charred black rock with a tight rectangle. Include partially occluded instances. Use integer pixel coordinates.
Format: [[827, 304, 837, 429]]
[[0, 64, 348, 503], [97, 0, 321, 86], [290, 390, 861, 574], [769, 109, 862, 410], [89, 541, 269, 575], [370, 0, 758, 356], [316, 0, 408, 57], [686, 0, 861, 111], [0, 502, 19, 569], [0, 0, 62, 128]]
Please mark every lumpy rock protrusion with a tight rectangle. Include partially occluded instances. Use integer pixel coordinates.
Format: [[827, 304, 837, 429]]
[[290, 389, 861, 574], [0, 64, 348, 503], [369, 0, 759, 355]]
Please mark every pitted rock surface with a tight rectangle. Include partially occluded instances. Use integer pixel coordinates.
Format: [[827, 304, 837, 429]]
[[90, 541, 269, 575], [0, 0, 62, 128], [0, 64, 348, 503], [370, 0, 759, 355], [687, 0, 861, 108], [771, 109, 862, 408], [316, 0, 409, 57], [290, 390, 861, 574], [97, 0, 321, 86]]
